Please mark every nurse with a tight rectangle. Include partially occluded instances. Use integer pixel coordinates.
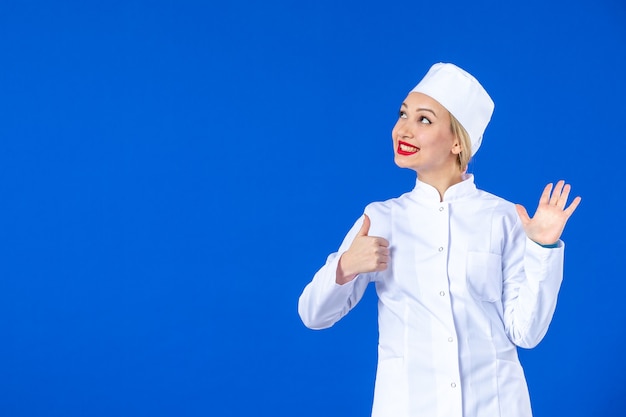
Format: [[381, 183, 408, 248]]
[[298, 63, 581, 417]]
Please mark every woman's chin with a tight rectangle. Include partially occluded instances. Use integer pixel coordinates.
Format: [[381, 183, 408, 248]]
[[394, 155, 416, 170]]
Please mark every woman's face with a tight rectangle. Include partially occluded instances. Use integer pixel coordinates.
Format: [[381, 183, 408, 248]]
[[392, 92, 461, 175]]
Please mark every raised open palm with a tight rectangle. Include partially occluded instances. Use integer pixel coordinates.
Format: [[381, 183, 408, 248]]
[[515, 180, 581, 245]]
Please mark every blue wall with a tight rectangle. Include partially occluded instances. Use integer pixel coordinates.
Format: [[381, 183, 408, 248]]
[[0, 1, 624, 415]]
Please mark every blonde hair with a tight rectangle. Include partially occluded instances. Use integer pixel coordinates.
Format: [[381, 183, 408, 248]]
[[450, 112, 472, 172]]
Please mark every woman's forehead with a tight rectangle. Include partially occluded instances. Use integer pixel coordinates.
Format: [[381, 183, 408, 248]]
[[402, 92, 448, 116]]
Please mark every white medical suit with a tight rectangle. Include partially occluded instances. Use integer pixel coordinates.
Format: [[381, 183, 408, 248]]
[[298, 175, 564, 417]]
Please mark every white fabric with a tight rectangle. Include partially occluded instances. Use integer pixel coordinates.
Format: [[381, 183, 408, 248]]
[[411, 63, 494, 156], [298, 175, 564, 417]]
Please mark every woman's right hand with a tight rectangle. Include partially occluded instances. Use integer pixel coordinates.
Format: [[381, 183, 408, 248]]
[[336, 214, 390, 285]]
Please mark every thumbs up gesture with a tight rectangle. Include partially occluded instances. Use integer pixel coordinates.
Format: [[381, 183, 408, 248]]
[[336, 214, 390, 285]]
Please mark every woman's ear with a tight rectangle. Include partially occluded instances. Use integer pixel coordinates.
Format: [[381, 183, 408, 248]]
[[451, 140, 462, 155]]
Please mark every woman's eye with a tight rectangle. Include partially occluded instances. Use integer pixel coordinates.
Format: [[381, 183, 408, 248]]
[[420, 116, 431, 124], [398, 110, 407, 119]]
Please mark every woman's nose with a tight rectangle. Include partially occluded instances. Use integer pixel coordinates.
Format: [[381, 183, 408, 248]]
[[395, 121, 413, 138]]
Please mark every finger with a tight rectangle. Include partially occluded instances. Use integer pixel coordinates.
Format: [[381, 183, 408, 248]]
[[377, 247, 390, 256], [564, 196, 582, 217], [377, 238, 390, 248], [539, 183, 553, 206], [549, 180, 565, 205], [376, 255, 390, 266], [556, 183, 572, 209], [358, 214, 371, 237], [515, 204, 531, 225]]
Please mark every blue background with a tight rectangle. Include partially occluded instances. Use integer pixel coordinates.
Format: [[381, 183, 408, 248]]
[[0, 0, 624, 416]]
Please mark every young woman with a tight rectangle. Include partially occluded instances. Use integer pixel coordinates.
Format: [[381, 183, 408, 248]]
[[298, 63, 581, 417]]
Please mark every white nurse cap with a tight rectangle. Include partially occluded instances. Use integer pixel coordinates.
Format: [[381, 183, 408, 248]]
[[411, 63, 494, 156]]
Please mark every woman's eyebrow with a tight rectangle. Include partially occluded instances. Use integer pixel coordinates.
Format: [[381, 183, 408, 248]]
[[416, 108, 437, 117], [400, 103, 437, 117]]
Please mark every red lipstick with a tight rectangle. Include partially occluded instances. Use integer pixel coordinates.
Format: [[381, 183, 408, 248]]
[[397, 140, 419, 156]]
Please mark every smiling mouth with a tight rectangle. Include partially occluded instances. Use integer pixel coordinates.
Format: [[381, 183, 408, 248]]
[[397, 141, 419, 155]]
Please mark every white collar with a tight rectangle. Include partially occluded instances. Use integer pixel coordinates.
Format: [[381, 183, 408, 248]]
[[412, 174, 477, 203]]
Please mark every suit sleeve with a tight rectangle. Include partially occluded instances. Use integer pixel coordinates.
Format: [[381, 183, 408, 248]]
[[501, 216, 565, 348], [298, 215, 374, 330]]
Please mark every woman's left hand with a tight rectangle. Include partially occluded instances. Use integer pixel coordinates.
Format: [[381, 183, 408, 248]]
[[515, 180, 582, 245]]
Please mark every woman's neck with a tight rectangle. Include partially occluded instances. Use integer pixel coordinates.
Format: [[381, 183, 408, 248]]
[[417, 169, 464, 202]]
